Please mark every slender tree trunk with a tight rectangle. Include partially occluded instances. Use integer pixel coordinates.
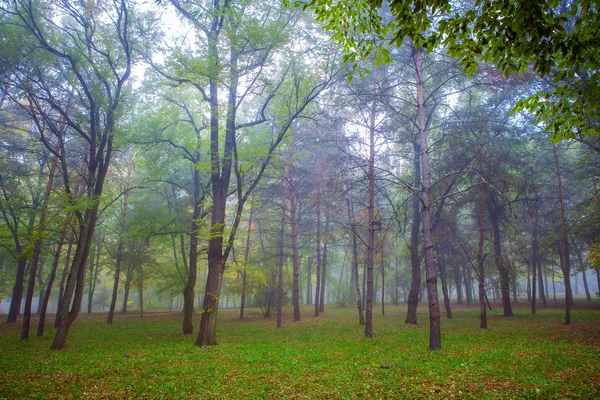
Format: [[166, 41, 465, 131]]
[[183, 160, 202, 334], [277, 172, 288, 329], [240, 198, 254, 320], [346, 196, 364, 324], [138, 263, 144, 318], [306, 258, 312, 305], [87, 240, 102, 314], [539, 263, 547, 308], [365, 61, 377, 338], [453, 263, 463, 305], [531, 185, 539, 314], [415, 47, 441, 350], [463, 264, 472, 304], [319, 210, 329, 313], [314, 201, 322, 317], [381, 257, 385, 316], [405, 139, 422, 324], [122, 265, 133, 313], [7, 257, 27, 323], [55, 233, 74, 328], [38, 216, 69, 336], [581, 270, 592, 301], [108, 154, 133, 324], [477, 145, 487, 329], [438, 253, 452, 319], [289, 170, 301, 322], [488, 197, 513, 316], [553, 144, 571, 324]]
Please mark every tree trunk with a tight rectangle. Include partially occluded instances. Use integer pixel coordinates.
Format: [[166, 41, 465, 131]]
[[531, 185, 539, 314], [553, 144, 571, 324], [108, 154, 133, 324], [415, 47, 441, 350], [453, 263, 463, 305], [438, 253, 452, 319], [487, 197, 513, 316], [87, 240, 102, 314], [306, 258, 312, 305], [55, 234, 74, 328], [183, 160, 202, 334], [314, 201, 322, 317], [405, 138, 422, 324], [319, 210, 329, 313], [380, 256, 386, 315], [277, 173, 288, 329], [38, 217, 69, 336], [289, 169, 301, 322], [52, 204, 103, 350], [365, 61, 377, 338], [346, 196, 364, 324], [476, 145, 487, 328], [7, 257, 27, 323], [240, 198, 254, 320]]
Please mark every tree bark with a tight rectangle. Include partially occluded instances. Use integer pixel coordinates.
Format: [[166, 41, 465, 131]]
[[405, 138, 422, 324], [38, 216, 69, 336], [289, 168, 301, 321], [487, 196, 513, 316], [277, 172, 288, 329], [531, 185, 539, 314], [319, 210, 329, 313], [314, 201, 322, 317], [553, 144, 571, 324], [346, 196, 364, 324], [240, 198, 254, 320], [108, 152, 133, 324], [86, 240, 102, 314], [415, 47, 441, 350], [183, 157, 202, 334]]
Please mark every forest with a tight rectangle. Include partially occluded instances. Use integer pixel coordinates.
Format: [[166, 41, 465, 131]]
[[1, 0, 599, 398]]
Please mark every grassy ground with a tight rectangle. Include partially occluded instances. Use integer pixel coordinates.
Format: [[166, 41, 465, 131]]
[[1, 302, 599, 399]]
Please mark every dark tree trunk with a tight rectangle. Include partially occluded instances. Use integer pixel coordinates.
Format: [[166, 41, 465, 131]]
[[477, 145, 487, 329], [7, 257, 27, 323], [319, 210, 329, 313], [109, 155, 132, 324], [122, 265, 134, 313], [314, 201, 322, 317], [55, 235, 74, 328], [487, 197, 513, 317], [438, 254, 452, 319], [289, 169, 301, 322], [38, 217, 69, 336], [531, 185, 539, 314], [183, 161, 202, 334], [306, 258, 312, 305], [87, 240, 102, 314], [277, 173, 288, 329], [405, 139, 422, 324], [365, 62, 377, 338], [553, 144, 572, 325], [381, 257, 385, 316], [415, 47, 441, 350], [346, 196, 364, 324], [240, 198, 254, 320], [453, 263, 463, 305]]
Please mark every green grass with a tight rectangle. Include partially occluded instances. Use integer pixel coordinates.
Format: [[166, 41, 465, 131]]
[[1, 303, 599, 399]]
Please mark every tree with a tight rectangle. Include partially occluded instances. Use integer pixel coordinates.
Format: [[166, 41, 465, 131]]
[[0, 0, 145, 349]]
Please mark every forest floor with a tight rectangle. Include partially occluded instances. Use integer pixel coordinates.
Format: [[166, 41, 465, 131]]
[[1, 301, 599, 399]]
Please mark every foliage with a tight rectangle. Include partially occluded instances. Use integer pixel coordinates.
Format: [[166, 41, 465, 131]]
[[298, 0, 600, 141]]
